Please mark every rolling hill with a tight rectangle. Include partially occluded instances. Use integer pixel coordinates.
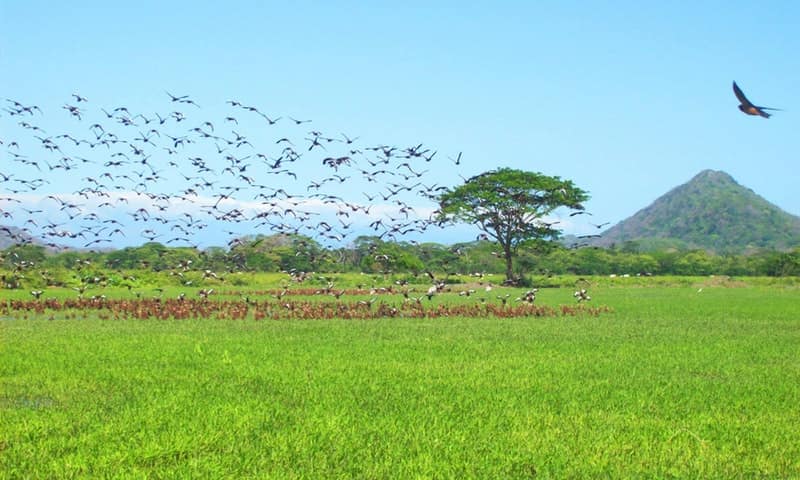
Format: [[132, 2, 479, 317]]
[[593, 170, 800, 253]]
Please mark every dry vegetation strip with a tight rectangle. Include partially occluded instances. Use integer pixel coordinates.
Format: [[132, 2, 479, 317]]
[[2, 297, 610, 321]]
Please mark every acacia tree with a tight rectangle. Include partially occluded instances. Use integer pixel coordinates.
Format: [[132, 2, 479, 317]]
[[437, 168, 589, 283]]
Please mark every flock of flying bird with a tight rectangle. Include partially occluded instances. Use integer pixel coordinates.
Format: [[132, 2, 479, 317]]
[[0, 81, 781, 259], [1, 92, 470, 254]]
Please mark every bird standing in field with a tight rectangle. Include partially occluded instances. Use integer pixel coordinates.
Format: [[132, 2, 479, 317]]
[[733, 81, 780, 118]]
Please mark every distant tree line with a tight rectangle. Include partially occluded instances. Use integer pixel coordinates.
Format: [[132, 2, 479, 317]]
[[2, 234, 798, 287]]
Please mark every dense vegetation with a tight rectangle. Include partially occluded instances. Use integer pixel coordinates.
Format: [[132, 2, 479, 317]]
[[1, 233, 798, 294], [437, 168, 588, 282]]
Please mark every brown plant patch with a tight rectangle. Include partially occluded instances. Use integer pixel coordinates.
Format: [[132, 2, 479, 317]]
[[697, 276, 749, 288], [2, 298, 611, 321]]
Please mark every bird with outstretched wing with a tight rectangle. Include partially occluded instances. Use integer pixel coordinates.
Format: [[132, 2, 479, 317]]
[[733, 81, 780, 118]]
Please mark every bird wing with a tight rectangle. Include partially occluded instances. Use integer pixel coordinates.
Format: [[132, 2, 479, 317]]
[[732, 81, 753, 107], [735, 81, 782, 114]]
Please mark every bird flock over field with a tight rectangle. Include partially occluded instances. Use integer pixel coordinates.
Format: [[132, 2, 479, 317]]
[[1, 92, 464, 252], [3, 82, 771, 258]]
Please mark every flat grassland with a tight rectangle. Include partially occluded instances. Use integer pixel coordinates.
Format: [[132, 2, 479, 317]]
[[1, 278, 798, 478]]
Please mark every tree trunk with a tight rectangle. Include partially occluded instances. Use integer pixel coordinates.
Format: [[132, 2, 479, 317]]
[[504, 244, 514, 283]]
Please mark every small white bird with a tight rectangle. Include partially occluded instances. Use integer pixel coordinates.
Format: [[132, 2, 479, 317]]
[[426, 285, 437, 300], [574, 289, 591, 302]]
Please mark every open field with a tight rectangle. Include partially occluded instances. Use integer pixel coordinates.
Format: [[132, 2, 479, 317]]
[[2, 277, 799, 478]]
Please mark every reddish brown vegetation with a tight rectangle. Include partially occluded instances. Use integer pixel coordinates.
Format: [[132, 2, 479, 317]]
[[2, 298, 610, 321], [219, 288, 396, 297]]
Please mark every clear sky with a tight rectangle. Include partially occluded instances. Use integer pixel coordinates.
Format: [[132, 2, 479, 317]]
[[1, 1, 798, 249]]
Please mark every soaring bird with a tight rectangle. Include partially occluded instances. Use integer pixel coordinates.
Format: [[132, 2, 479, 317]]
[[733, 81, 780, 118]]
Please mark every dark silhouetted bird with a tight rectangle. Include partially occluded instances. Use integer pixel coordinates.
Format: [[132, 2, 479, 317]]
[[733, 81, 780, 118]]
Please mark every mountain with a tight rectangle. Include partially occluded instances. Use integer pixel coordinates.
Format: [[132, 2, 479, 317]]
[[0, 226, 66, 252], [0, 226, 37, 249], [593, 170, 800, 253]]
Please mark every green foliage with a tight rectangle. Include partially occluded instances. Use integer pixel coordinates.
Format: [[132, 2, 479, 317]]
[[356, 239, 424, 273], [1, 244, 47, 266], [598, 170, 800, 253], [104, 242, 172, 270], [762, 248, 800, 276], [438, 168, 588, 245], [438, 168, 588, 282], [0, 248, 791, 296], [1, 233, 797, 294]]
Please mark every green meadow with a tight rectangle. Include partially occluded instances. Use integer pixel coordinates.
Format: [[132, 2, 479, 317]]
[[1, 278, 798, 478]]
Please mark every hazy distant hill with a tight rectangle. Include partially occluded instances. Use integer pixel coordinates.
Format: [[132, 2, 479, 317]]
[[0, 226, 37, 249], [594, 170, 800, 253], [0, 226, 67, 252]]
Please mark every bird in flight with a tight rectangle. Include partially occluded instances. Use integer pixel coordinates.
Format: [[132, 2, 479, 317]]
[[732, 81, 780, 118]]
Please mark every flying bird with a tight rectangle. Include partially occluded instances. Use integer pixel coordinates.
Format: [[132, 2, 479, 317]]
[[0, 89, 471, 255], [733, 81, 780, 118]]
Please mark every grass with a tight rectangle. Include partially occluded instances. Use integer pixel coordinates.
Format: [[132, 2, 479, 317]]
[[1, 280, 799, 478]]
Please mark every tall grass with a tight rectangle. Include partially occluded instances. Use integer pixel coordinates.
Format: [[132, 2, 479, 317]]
[[1, 283, 798, 478]]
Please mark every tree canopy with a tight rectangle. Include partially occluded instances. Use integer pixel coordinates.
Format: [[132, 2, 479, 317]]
[[437, 168, 589, 283]]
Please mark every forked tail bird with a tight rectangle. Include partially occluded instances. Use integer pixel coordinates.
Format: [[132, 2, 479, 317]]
[[733, 81, 781, 118]]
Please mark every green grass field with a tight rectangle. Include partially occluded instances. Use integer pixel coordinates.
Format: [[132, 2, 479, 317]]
[[2, 278, 798, 478]]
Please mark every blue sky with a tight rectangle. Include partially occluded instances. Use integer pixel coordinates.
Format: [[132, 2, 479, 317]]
[[1, 1, 798, 249]]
